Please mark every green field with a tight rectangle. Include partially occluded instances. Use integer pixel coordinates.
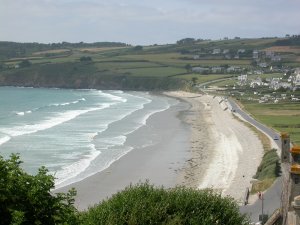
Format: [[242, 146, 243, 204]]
[[117, 53, 251, 67], [239, 101, 300, 145], [118, 67, 186, 77], [174, 73, 232, 84]]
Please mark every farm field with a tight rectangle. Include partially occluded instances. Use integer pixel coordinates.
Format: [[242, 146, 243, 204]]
[[239, 101, 300, 145], [174, 74, 232, 84]]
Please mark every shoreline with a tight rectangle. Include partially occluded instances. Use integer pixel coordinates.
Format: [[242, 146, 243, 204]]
[[57, 91, 264, 209], [57, 97, 191, 210]]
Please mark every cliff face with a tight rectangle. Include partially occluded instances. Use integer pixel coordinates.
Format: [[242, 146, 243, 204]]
[[0, 62, 188, 91]]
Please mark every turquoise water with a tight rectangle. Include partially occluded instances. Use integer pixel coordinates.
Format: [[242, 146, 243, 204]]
[[0, 87, 177, 188]]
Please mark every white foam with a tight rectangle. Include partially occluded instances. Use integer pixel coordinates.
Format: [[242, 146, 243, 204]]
[[139, 104, 170, 126], [54, 144, 101, 187], [101, 146, 133, 173], [0, 136, 11, 146], [1, 104, 112, 137], [50, 97, 87, 107], [100, 135, 127, 148], [98, 91, 127, 103], [53, 93, 172, 189], [110, 90, 124, 94], [15, 110, 33, 116], [16, 112, 25, 116]]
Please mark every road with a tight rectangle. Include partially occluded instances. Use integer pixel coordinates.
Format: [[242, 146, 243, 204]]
[[228, 99, 282, 147], [197, 82, 283, 223], [228, 98, 282, 223]]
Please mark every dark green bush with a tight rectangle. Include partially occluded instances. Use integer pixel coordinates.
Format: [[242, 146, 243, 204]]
[[0, 154, 78, 225], [80, 182, 249, 225]]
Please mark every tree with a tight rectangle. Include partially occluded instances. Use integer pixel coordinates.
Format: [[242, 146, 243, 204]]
[[0, 154, 78, 225], [176, 38, 195, 45], [185, 63, 192, 72], [192, 77, 198, 86], [19, 60, 31, 68], [80, 182, 249, 225], [79, 56, 92, 62], [133, 45, 143, 51]]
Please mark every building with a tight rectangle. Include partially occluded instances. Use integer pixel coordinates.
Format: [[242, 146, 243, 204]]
[[270, 78, 280, 90], [211, 67, 223, 73], [258, 62, 268, 68], [238, 74, 247, 85], [253, 50, 259, 59], [271, 55, 281, 61], [227, 66, 241, 73], [191, 67, 210, 73], [250, 77, 263, 88], [212, 49, 221, 54], [294, 74, 300, 86]]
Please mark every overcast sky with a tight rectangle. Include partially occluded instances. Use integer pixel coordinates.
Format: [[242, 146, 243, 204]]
[[0, 0, 299, 45]]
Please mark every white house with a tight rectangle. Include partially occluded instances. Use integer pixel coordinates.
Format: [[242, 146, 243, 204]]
[[294, 74, 300, 86], [212, 49, 221, 54], [238, 74, 248, 85], [271, 55, 281, 61], [211, 67, 223, 73], [258, 62, 268, 68], [250, 77, 263, 88], [253, 50, 259, 59], [192, 67, 209, 73]]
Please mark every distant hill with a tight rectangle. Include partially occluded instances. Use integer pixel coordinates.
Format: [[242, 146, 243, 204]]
[[0, 37, 299, 91], [0, 41, 129, 60]]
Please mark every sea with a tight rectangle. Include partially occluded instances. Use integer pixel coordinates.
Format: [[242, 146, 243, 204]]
[[0, 86, 179, 188]]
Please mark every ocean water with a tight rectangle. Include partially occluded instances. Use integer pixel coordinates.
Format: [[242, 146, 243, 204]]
[[0, 87, 178, 188]]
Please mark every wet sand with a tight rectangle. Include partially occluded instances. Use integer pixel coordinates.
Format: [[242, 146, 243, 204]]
[[57, 98, 191, 210]]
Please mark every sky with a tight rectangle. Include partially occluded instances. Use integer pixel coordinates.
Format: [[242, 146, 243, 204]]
[[0, 0, 299, 45]]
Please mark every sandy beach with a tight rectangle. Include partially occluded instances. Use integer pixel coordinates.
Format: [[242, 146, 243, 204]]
[[57, 98, 191, 210], [57, 91, 264, 209], [166, 91, 263, 203]]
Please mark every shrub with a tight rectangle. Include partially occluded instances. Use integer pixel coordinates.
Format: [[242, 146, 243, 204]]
[[0, 154, 78, 225], [80, 182, 249, 225], [80, 56, 92, 62]]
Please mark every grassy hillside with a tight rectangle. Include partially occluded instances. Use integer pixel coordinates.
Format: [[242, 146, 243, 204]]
[[0, 36, 299, 91]]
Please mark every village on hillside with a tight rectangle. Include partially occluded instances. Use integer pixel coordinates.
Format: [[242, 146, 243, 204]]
[[189, 47, 300, 104]]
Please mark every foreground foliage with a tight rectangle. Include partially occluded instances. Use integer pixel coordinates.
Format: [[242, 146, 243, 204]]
[[80, 182, 249, 225], [1, 154, 248, 225], [0, 154, 78, 225]]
